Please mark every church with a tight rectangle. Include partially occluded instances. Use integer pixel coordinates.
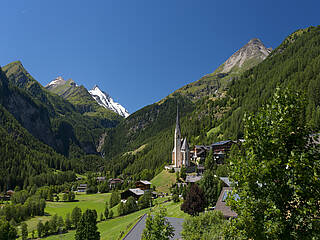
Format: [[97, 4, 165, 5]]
[[172, 107, 190, 168]]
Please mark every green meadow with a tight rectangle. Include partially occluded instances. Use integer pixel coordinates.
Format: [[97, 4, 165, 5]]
[[151, 170, 176, 193], [24, 193, 113, 234], [22, 179, 186, 239], [44, 208, 150, 240]]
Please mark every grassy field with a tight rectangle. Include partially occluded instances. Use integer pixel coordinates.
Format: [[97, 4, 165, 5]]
[[22, 178, 186, 239], [43, 199, 186, 240], [44, 208, 150, 240], [151, 170, 176, 193], [24, 193, 113, 233]]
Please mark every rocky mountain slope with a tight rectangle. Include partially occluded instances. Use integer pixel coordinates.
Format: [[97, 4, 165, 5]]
[[171, 38, 271, 101], [89, 85, 129, 118], [219, 38, 271, 74]]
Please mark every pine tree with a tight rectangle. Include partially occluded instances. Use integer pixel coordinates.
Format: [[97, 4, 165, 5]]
[[109, 209, 114, 219], [104, 206, 109, 220], [21, 222, 28, 240], [0, 219, 17, 240], [65, 213, 72, 230], [71, 207, 82, 228], [75, 209, 100, 240], [37, 221, 43, 238]]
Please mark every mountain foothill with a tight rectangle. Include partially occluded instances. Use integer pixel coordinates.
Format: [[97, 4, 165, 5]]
[[0, 25, 320, 191]]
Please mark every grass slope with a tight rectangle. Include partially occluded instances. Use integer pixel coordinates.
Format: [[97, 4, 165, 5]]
[[44, 208, 150, 240], [151, 170, 176, 193]]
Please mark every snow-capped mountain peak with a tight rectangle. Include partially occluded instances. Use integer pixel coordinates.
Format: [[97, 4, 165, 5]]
[[89, 85, 130, 118]]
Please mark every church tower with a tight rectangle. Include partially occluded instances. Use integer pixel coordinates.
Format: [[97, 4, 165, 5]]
[[172, 106, 182, 167]]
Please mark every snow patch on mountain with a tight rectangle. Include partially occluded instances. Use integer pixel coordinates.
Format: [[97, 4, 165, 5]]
[[46, 76, 66, 88], [89, 85, 130, 118]]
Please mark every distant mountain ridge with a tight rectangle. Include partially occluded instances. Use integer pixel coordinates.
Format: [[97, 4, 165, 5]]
[[170, 38, 271, 101], [89, 85, 129, 118], [46, 77, 129, 118]]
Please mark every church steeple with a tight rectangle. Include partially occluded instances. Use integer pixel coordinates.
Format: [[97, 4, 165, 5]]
[[175, 105, 181, 137]]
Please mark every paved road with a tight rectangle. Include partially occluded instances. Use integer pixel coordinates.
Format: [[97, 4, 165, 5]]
[[123, 214, 184, 240]]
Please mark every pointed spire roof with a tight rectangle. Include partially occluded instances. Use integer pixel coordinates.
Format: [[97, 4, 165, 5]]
[[181, 138, 189, 150], [175, 105, 181, 134]]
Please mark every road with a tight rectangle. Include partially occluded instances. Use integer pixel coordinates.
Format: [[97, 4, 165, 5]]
[[123, 214, 184, 240]]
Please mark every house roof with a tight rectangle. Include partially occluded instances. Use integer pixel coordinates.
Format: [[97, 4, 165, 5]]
[[96, 177, 106, 180], [138, 180, 151, 185], [211, 140, 232, 146], [220, 177, 232, 187], [215, 187, 238, 218], [129, 188, 145, 196], [185, 175, 202, 183]]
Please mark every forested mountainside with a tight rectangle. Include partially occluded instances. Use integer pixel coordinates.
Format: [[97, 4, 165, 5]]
[[2, 61, 121, 157], [0, 68, 106, 190], [103, 25, 320, 178]]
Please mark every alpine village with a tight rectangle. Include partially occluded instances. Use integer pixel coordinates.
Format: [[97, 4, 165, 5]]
[[1, 12, 320, 239]]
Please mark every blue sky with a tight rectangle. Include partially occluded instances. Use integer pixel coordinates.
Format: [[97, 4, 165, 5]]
[[1, 0, 319, 113]]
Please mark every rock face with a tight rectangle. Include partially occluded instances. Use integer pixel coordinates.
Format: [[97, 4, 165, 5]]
[[89, 85, 129, 118], [220, 38, 271, 73]]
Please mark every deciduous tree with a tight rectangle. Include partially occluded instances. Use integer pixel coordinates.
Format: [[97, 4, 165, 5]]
[[228, 89, 320, 239], [141, 207, 174, 240], [181, 183, 206, 216]]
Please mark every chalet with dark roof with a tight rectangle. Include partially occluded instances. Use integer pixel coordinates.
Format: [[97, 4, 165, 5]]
[[135, 180, 151, 190], [109, 178, 123, 189], [121, 188, 145, 200]]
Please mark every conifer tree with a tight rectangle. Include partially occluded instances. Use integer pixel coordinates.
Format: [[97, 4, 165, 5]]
[[71, 207, 82, 228], [0, 219, 16, 240], [75, 209, 100, 240], [21, 222, 28, 240], [65, 213, 72, 230]]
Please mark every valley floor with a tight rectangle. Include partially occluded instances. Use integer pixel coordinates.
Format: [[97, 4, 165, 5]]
[[21, 192, 186, 240]]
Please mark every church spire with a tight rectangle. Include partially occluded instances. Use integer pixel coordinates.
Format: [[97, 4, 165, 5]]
[[175, 105, 181, 136]]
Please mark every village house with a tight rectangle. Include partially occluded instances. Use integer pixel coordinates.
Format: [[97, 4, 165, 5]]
[[77, 184, 87, 192], [109, 178, 124, 189], [121, 188, 145, 200], [214, 187, 238, 218], [185, 175, 203, 183], [96, 176, 106, 183], [120, 180, 155, 200], [192, 145, 210, 164]]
